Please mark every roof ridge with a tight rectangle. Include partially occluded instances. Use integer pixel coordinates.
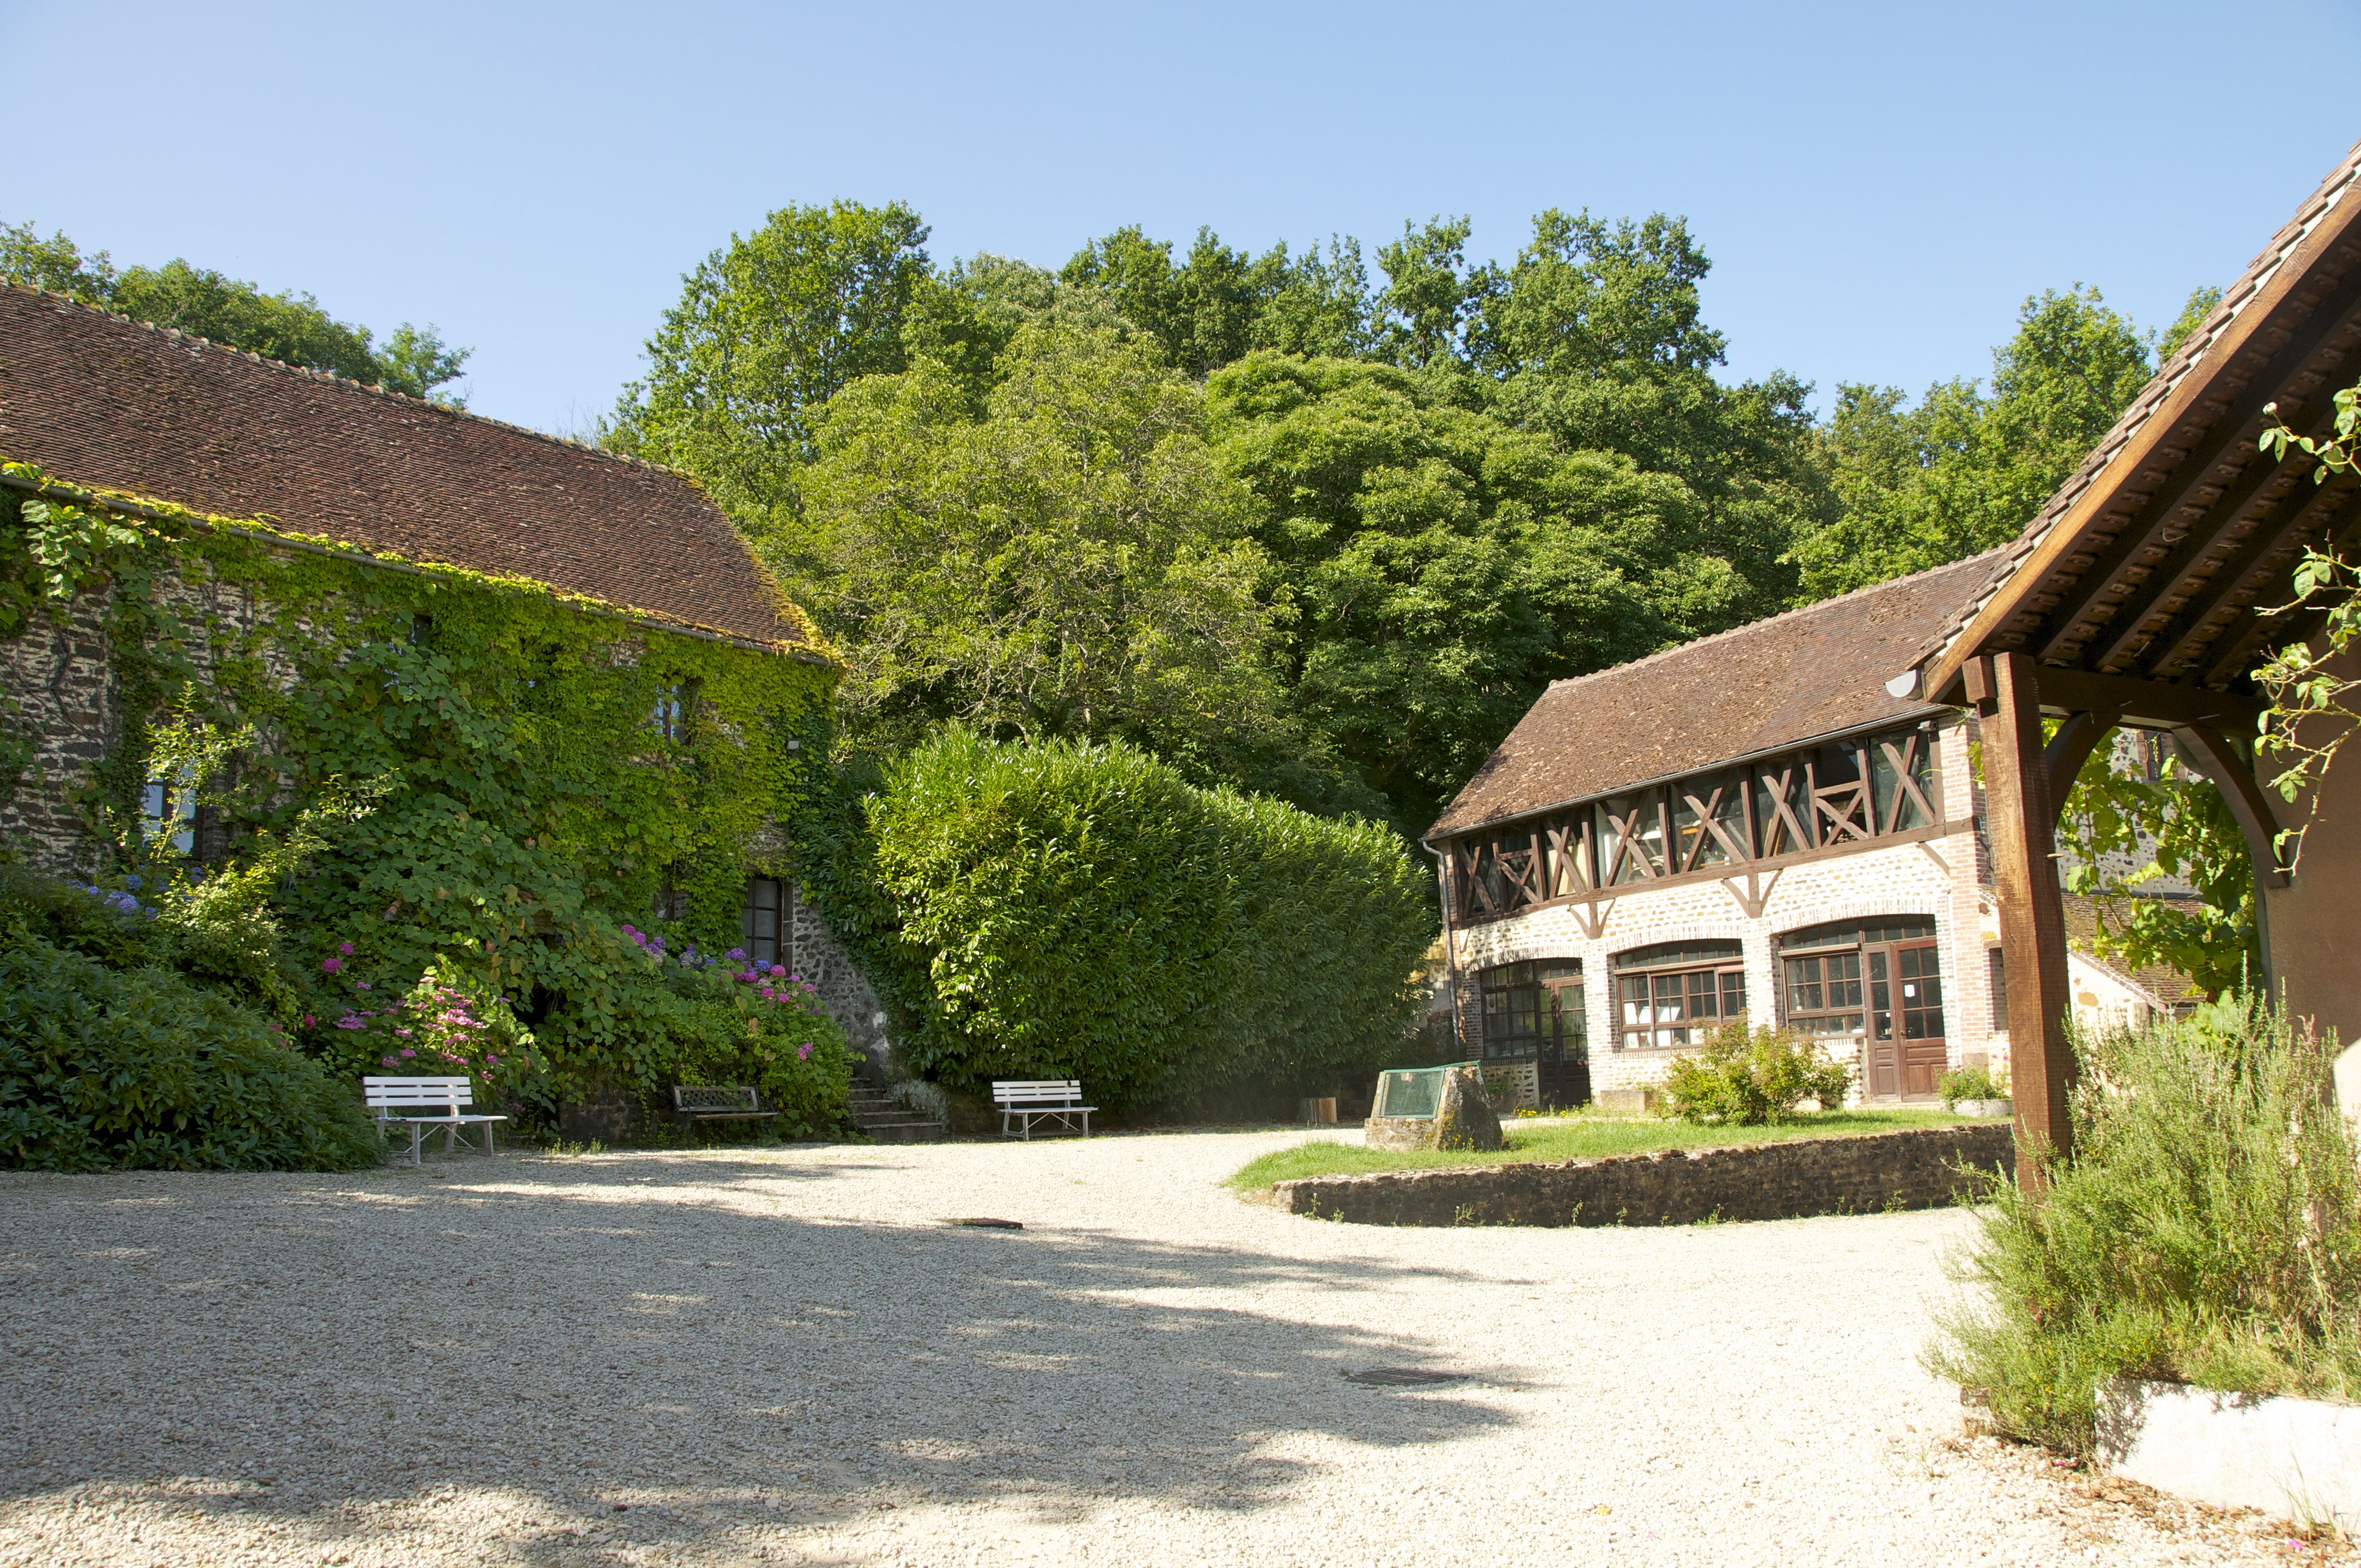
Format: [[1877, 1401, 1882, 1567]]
[[2, 281, 686, 483], [1542, 546, 2011, 696]]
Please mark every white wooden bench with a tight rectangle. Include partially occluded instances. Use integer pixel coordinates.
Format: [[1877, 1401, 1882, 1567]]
[[992, 1079, 1096, 1140], [363, 1076, 507, 1164], [672, 1085, 779, 1136]]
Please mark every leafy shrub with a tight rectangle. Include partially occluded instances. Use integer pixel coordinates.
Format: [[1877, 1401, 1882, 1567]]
[[854, 727, 1432, 1108], [301, 918, 856, 1140], [1938, 1061, 2009, 1102], [1927, 997, 2361, 1455], [0, 936, 380, 1170], [1661, 1022, 1853, 1125]]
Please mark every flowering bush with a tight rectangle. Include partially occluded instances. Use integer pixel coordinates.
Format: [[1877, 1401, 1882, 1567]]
[[302, 952, 541, 1110], [619, 925, 856, 1139]]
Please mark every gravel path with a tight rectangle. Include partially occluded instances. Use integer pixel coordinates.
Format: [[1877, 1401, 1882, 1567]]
[[0, 1130, 2327, 1566]]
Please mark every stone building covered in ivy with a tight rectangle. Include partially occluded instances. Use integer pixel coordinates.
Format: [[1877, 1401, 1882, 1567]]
[[0, 284, 893, 1082]]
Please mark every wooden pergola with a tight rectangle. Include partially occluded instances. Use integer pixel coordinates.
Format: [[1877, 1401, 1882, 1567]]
[[1913, 141, 2361, 1190]]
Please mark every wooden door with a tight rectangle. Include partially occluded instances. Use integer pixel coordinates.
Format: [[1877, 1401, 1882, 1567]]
[[1864, 942, 1946, 1100], [1542, 980, 1591, 1108]]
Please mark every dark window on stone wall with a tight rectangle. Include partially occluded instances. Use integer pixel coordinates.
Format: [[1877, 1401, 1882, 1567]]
[[742, 878, 790, 968]]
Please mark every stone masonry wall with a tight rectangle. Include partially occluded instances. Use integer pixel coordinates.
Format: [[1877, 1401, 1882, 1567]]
[[787, 883, 895, 1077], [0, 563, 289, 876], [1273, 1123, 2013, 1227], [1444, 716, 2008, 1102]]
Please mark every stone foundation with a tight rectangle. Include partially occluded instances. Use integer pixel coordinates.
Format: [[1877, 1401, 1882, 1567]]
[[1276, 1123, 2012, 1227]]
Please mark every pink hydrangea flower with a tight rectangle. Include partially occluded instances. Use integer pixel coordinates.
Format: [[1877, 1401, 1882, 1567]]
[[322, 956, 342, 974], [768, 964, 785, 977], [796, 1043, 812, 1060], [338, 941, 355, 956]]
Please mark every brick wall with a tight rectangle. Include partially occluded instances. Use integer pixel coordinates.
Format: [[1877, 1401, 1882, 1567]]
[[1273, 1123, 2013, 1227]]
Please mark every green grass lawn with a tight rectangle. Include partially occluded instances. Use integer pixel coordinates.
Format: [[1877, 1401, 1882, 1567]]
[[1225, 1107, 1977, 1193]]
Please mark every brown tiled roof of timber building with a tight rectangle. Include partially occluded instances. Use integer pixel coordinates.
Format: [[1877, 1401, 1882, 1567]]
[[0, 286, 822, 652], [1427, 550, 2004, 841]]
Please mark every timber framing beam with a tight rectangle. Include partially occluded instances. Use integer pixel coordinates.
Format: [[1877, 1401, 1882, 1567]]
[[1973, 654, 2077, 1190]]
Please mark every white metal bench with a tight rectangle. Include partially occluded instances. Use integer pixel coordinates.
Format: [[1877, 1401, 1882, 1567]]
[[363, 1076, 507, 1164], [992, 1079, 1096, 1140], [672, 1084, 779, 1136]]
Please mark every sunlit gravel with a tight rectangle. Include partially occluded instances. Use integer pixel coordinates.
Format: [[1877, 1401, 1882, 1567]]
[[0, 1130, 2318, 1565]]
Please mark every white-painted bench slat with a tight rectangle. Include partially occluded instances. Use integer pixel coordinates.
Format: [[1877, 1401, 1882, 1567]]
[[991, 1079, 1095, 1140], [362, 1076, 505, 1164]]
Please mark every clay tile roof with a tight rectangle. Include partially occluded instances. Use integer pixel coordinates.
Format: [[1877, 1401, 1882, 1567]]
[[1427, 550, 2005, 841], [0, 285, 822, 653], [2059, 894, 2207, 1011]]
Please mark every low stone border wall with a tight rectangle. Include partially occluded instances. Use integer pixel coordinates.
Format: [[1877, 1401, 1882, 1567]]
[[1272, 1124, 2014, 1227]]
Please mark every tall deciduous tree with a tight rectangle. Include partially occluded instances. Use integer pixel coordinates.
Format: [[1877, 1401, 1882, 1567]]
[[1207, 351, 1678, 829], [0, 221, 470, 404], [606, 200, 933, 529], [791, 324, 1294, 787], [1791, 285, 2210, 598]]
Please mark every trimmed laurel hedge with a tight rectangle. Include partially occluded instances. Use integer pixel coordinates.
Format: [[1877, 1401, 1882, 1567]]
[[856, 728, 1432, 1108]]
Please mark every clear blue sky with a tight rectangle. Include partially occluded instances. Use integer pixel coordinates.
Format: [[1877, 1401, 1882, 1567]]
[[7, 0, 2357, 437]]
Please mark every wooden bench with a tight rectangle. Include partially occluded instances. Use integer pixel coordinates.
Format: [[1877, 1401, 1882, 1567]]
[[673, 1085, 779, 1136], [993, 1079, 1096, 1140], [363, 1076, 507, 1164]]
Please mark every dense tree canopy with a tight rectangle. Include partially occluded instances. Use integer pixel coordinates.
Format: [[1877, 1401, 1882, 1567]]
[[0, 221, 471, 404], [614, 200, 1860, 829], [1791, 285, 2221, 598]]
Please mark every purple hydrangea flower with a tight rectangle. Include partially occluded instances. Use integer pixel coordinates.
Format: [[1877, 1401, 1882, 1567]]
[[338, 941, 355, 956], [322, 956, 343, 974]]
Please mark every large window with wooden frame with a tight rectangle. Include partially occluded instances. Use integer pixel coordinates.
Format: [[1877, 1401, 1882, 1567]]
[[1445, 720, 1944, 924], [1477, 959, 1590, 1106], [1777, 917, 1945, 1098], [1612, 940, 1744, 1052]]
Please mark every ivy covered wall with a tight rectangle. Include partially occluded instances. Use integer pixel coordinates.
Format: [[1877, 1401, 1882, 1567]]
[[0, 460, 863, 1114]]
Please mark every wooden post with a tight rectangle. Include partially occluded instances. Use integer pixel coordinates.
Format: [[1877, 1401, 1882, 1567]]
[[1969, 654, 2077, 1191]]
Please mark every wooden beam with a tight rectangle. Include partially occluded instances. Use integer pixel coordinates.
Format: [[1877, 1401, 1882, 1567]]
[[2028, 666, 2264, 730], [2032, 276, 2361, 665], [2135, 476, 2357, 679], [2169, 724, 2293, 889], [1922, 189, 2361, 700], [1977, 653, 2078, 1193], [2044, 709, 2119, 805]]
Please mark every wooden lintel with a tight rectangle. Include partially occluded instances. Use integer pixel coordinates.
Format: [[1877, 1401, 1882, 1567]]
[[2031, 666, 2262, 731]]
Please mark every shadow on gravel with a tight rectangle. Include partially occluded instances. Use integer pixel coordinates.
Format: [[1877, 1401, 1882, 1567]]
[[0, 1155, 1518, 1562]]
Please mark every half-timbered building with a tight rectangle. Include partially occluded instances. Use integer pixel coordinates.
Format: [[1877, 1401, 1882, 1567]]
[[1422, 552, 2190, 1111]]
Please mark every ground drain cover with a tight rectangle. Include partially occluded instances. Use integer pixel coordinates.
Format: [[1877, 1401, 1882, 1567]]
[[944, 1217, 1024, 1229], [1345, 1368, 1466, 1386]]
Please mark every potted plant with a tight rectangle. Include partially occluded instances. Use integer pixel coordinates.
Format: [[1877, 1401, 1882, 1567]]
[[1939, 1063, 2012, 1118]]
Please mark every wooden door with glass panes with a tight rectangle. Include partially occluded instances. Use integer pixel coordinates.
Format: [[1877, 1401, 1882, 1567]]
[[1864, 940, 1947, 1099], [1542, 976, 1590, 1108]]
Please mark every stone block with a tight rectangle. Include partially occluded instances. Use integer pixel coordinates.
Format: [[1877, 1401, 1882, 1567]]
[[2099, 1380, 2361, 1531]]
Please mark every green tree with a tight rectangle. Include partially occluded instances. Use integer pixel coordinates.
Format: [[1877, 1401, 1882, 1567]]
[[1060, 226, 1374, 375], [1207, 351, 1675, 828], [1793, 286, 2189, 598], [791, 324, 1292, 782], [606, 200, 933, 527], [1476, 211, 1825, 620], [1, 220, 470, 405]]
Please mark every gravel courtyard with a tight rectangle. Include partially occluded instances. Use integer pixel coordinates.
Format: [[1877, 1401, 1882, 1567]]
[[0, 1130, 2322, 1567]]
